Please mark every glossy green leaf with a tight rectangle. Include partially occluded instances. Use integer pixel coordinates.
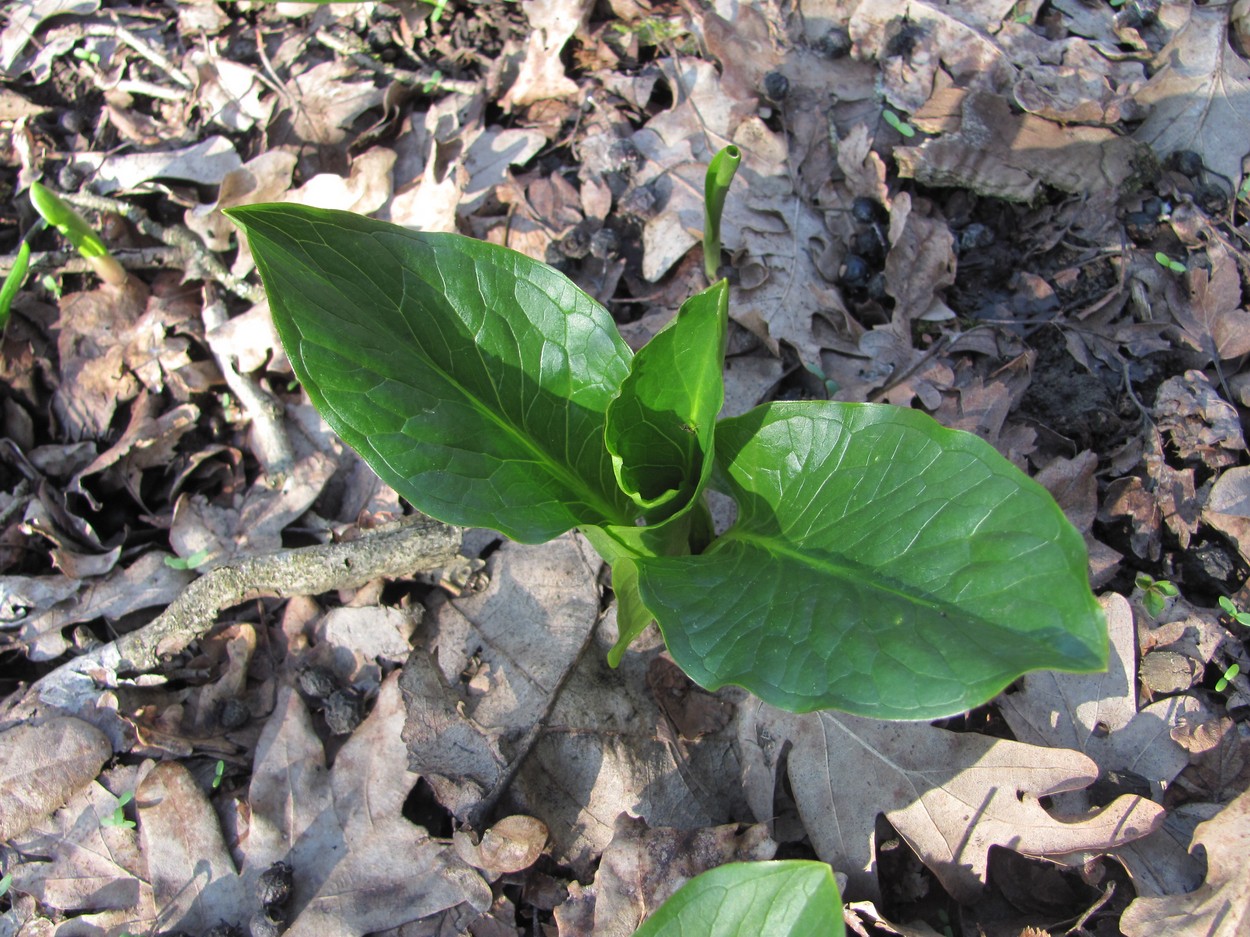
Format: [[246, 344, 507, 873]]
[[228, 204, 637, 542], [606, 279, 728, 515], [0, 239, 31, 330], [632, 861, 843, 937], [636, 402, 1107, 719]]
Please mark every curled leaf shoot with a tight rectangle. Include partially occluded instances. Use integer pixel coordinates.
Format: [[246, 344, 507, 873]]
[[29, 182, 128, 286], [703, 144, 741, 282], [0, 239, 31, 331], [882, 108, 916, 137]]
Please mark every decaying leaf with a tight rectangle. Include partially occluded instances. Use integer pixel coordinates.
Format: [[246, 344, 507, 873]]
[[453, 815, 549, 878], [1132, 2, 1250, 194], [739, 700, 1163, 903], [1166, 244, 1250, 362], [0, 716, 111, 843], [501, 0, 591, 109], [1120, 785, 1250, 937]]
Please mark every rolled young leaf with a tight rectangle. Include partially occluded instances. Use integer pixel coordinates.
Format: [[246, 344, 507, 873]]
[[635, 402, 1107, 719], [632, 860, 843, 937], [605, 279, 728, 516], [229, 204, 638, 542]]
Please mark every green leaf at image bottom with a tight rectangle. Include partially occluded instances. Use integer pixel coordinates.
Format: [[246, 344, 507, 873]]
[[632, 860, 843, 937], [637, 402, 1107, 720]]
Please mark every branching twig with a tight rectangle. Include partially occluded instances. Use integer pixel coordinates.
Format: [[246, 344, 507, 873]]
[[2, 516, 461, 745], [0, 245, 184, 277], [313, 27, 479, 95], [60, 190, 264, 303]]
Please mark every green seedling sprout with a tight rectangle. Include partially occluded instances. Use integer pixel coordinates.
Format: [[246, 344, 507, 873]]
[[882, 108, 917, 138], [1214, 662, 1241, 693], [0, 871, 11, 898], [164, 548, 211, 570], [703, 144, 741, 282], [29, 182, 128, 286], [101, 791, 135, 829], [1135, 573, 1179, 618], [1219, 595, 1250, 626], [212, 759, 226, 790], [1154, 251, 1187, 274], [0, 240, 31, 332], [1238, 177, 1250, 202]]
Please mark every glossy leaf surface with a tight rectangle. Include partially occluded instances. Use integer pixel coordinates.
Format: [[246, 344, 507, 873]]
[[636, 403, 1107, 719], [632, 860, 843, 937], [605, 280, 727, 515], [229, 205, 637, 542]]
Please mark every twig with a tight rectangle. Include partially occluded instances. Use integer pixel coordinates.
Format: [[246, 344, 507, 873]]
[[86, 21, 195, 89], [201, 284, 295, 477], [2, 515, 461, 745], [0, 245, 184, 277], [313, 27, 479, 95], [60, 190, 263, 303]]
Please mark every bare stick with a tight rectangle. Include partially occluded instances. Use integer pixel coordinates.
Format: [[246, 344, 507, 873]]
[[3, 516, 461, 740]]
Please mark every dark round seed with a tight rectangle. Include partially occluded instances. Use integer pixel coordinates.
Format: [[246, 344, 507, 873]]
[[258, 861, 294, 909], [838, 254, 871, 289], [1196, 182, 1228, 215], [763, 71, 789, 101], [1168, 150, 1204, 178], [814, 27, 852, 59], [851, 196, 883, 225], [217, 697, 249, 730]]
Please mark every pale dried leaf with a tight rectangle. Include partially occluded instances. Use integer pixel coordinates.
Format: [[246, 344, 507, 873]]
[[286, 59, 385, 145], [740, 701, 1164, 902], [90, 136, 243, 194], [0, 0, 99, 71], [1121, 785, 1250, 937], [552, 816, 776, 937], [0, 717, 111, 842], [1166, 244, 1250, 362], [1132, 3, 1250, 194], [11, 782, 143, 912], [501, 0, 592, 109], [453, 816, 548, 878], [1155, 370, 1246, 469], [1000, 594, 1201, 802]]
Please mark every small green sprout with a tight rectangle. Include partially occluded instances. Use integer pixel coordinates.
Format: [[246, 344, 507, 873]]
[[164, 548, 211, 570], [1135, 573, 1179, 618], [0, 240, 31, 332], [1238, 177, 1250, 202], [882, 109, 917, 138], [72, 47, 101, 66], [101, 791, 135, 829], [0, 871, 11, 898], [1218, 595, 1250, 626], [212, 759, 226, 790], [703, 144, 741, 282], [421, 69, 444, 94], [29, 182, 128, 286], [41, 274, 62, 298], [1154, 251, 1187, 274], [1214, 662, 1241, 693]]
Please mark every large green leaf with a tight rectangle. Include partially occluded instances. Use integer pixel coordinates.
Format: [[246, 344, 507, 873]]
[[632, 861, 843, 937], [636, 402, 1107, 719], [605, 280, 727, 515], [228, 205, 637, 542]]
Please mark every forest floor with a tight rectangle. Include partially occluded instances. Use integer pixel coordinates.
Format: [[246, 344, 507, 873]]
[[1, 1, 1250, 935]]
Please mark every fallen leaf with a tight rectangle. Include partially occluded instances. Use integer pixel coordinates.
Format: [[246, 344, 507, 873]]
[[89, 136, 243, 194], [453, 815, 548, 878], [1154, 370, 1246, 470], [1120, 784, 1250, 937], [0, 717, 111, 843], [9, 781, 144, 913], [501, 0, 592, 109], [1166, 243, 1250, 362], [1132, 3, 1250, 195], [552, 815, 777, 937], [999, 594, 1202, 804], [284, 58, 386, 145], [883, 192, 955, 324], [739, 700, 1164, 902], [0, 0, 99, 72]]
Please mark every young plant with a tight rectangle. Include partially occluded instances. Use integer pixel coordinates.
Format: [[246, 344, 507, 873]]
[[1135, 573, 1179, 618], [1218, 595, 1250, 627], [29, 182, 127, 286], [227, 150, 1105, 721], [1214, 662, 1241, 693], [101, 791, 135, 829], [632, 860, 843, 937], [0, 239, 31, 331]]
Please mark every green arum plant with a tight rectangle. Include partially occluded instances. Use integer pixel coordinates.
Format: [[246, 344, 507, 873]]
[[227, 147, 1106, 722], [29, 182, 128, 287]]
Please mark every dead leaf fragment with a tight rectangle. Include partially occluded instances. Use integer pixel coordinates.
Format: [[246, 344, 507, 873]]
[[0, 717, 111, 842], [501, 0, 592, 109], [453, 815, 548, 877], [1121, 784, 1250, 937]]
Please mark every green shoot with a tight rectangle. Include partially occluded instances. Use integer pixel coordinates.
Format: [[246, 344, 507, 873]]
[[1135, 573, 1179, 618], [0, 240, 31, 332], [1219, 595, 1250, 626], [1154, 251, 1186, 274], [212, 759, 226, 790], [703, 145, 741, 282], [882, 109, 917, 138], [1238, 177, 1250, 202], [41, 274, 62, 298], [29, 182, 128, 286], [1214, 662, 1241, 693], [0, 871, 11, 898], [164, 548, 211, 570], [101, 791, 135, 829]]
